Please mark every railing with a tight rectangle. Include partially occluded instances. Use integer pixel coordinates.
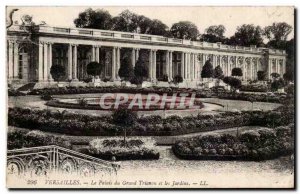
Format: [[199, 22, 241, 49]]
[[7, 145, 119, 176], [8, 25, 286, 55]]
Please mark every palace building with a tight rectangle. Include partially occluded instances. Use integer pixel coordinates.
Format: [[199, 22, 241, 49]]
[[7, 25, 287, 88]]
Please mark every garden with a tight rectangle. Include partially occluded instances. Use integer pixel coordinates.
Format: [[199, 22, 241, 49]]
[[8, 100, 293, 137]]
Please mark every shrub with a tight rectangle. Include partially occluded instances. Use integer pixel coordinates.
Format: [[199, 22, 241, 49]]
[[257, 71, 267, 81], [240, 84, 269, 92], [130, 76, 143, 85], [88, 137, 159, 160], [83, 77, 93, 83], [50, 64, 65, 82], [271, 78, 285, 91], [173, 125, 294, 161], [173, 75, 183, 84], [134, 58, 148, 78], [87, 61, 103, 77], [201, 59, 214, 78], [214, 65, 223, 79], [8, 89, 26, 96], [119, 57, 134, 81], [7, 128, 71, 150], [41, 94, 52, 101], [112, 108, 137, 127], [223, 76, 241, 90], [161, 74, 169, 82], [231, 68, 243, 77]]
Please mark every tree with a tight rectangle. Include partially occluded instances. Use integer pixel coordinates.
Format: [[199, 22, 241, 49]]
[[50, 65, 65, 82], [271, 78, 285, 91], [118, 57, 134, 81], [201, 25, 226, 43], [112, 108, 137, 144], [283, 71, 294, 82], [231, 68, 243, 77], [201, 60, 214, 78], [134, 58, 148, 78], [263, 22, 292, 42], [223, 76, 242, 91], [86, 61, 103, 77], [173, 75, 183, 84], [111, 10, 137, 32], [257, 71, 267, 81], [270, 72, 280, 79], [214, 65, 223, 79], [130, 58, 148, 85], [170, 21, 199, 40], [74, 8, 113, 30], [227, 24, 264, 47], [148, 19, 169, 36]]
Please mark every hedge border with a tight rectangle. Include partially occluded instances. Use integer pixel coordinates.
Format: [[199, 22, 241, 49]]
[[172, 144, 293, 161]]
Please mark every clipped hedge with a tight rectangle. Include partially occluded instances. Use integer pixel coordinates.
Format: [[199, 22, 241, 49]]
[[87, 137, 159, 160], [28, 86, 214, 98], [8, 104, 294, 137], [240, 84, 269, 93], [7, 128, 72, 150], [173, 124, 294, 161], [27, 86, 286, 103]]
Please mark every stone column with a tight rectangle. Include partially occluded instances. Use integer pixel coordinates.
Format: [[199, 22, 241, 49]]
[[116, 47, 121, 80], [13, 42, 19, 79], [95, 46, 99, 63], [43, 42, 48, 81], [135, 48, 139, 62], [68, 44, 73, 80], [38, 42, 44, 81], [48, 43, 53, 81], [131, 48, 136, 68], [276, 59, 279, 74], [184, 53, 187, 79], [194, 53, 197, 80], [165, 51, 170, 77], [190, 53, 194, 81], [152, 50, 157, 81], [227, 56, 230, 77], [181, 52, 185, 79], [91, 46, 96, 61], [169, 51, 173, 81], [8, 40, 14, 79], [111, 47, 116, 81], [72, 44, 78, 80], [149, 50, 153, 80]]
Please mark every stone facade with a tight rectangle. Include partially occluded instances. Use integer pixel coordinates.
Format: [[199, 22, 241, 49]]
[[7, 25, 287, 88]]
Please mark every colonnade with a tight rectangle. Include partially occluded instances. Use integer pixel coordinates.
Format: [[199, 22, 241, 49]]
[[7, 40, 286, 83]]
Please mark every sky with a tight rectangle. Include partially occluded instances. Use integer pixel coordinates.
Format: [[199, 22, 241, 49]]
[[7, 6, 295, 39]]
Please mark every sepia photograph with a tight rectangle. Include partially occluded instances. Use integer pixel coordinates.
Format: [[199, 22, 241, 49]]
[[5, 5, 295, 189]]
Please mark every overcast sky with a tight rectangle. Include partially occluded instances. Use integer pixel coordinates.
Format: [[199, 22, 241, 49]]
[[7, 6, 294, 39]]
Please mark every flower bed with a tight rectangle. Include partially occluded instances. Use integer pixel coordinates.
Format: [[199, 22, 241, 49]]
[[173, 124, 294, 161], [218, 91, 285, 103], [7, 127, 72, 150], [8, 105, 294, 136], [87, 137, 159, 160], [26, 86, 286, 103], [28, 86, 214, 98], [8, 89, 26, 96], [240, 84, 269, 93]]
